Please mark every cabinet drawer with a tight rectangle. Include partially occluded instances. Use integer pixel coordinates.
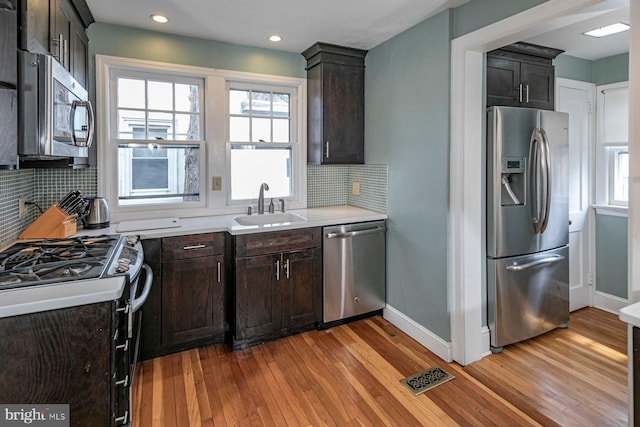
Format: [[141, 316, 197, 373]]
[[235, 228, 321, 257], [162, 233, 224, 260]]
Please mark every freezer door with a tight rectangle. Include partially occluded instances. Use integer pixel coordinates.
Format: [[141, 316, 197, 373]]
[[538, 110, 569, 251], [487, 246, 569, 349], [487, 106, 540, 258]]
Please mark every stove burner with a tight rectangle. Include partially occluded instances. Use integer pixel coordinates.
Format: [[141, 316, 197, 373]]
[[0, 235, 122, 290]]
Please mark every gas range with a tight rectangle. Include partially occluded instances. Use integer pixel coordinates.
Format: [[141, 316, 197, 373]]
[[0, 234, 142, 291]]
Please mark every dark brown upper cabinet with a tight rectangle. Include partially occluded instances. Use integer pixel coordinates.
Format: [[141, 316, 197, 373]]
[[18, 0, 92, 86], [486, 42, 563, 111], [302, 42, 367, 164]]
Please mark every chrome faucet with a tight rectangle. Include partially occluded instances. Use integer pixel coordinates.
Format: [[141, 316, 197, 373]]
[[258, 182, 269, 214]]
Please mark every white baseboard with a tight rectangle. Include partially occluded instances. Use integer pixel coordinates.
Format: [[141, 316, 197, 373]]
[[570, 284, 593, 312], [480, 326, 492, 359], [383, 305, 453, 362], [594, 291, 628, 315]]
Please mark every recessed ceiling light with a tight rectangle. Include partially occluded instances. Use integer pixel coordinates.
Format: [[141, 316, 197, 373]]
[[150, 14, 169, 24], [268, 35, 282, 42], [584, 22, 629, 38]]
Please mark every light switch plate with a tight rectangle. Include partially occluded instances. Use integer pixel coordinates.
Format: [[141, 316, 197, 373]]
[[352, 182, 360, 196], [212, 176, 222, 191]]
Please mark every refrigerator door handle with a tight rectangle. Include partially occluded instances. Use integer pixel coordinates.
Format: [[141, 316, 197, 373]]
[[528, 129, 543, 234], [539, 129, 552, 233], [506, 254, 565, 271]]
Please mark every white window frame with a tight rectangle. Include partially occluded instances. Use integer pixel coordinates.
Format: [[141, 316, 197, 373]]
[[96, 55, 306, 222], [595, 81, 629, 209]]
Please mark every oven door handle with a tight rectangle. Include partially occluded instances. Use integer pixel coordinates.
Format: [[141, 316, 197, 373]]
[[132, 264, 153, 313]]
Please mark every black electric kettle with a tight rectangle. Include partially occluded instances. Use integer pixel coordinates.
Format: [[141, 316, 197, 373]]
[[82, 197, 110, 229]]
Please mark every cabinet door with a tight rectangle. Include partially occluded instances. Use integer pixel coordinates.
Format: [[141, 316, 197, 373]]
[[281, 247, 322, 332], [520, 62, 555, 110], [19, 0, 50, 55], [0, 88, 17, 168], [235, 254, 281, 341], [322, 62, 364, 164], [50, 0, 71, 70], [69, 11, 88, 87], [162, 255, 218, 346], [486, 56, 521, 108]]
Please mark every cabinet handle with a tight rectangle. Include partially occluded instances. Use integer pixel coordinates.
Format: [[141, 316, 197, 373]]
[[51, 33, 63, 62], [285, 259, 290, 279], [62, 37, 67, 66], [526, 84, 529, 103], [183, 244, 206, 250], [518, 84, 523, 102], [325, 141, 329, 159], [275, 259, 280, 281], [216, 261, 221, 283]]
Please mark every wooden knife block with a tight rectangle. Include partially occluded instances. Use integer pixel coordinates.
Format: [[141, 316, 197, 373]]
[[19, 206, 77, 239]]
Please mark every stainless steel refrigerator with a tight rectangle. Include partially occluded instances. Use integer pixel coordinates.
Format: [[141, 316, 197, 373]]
[[487, 106, 569, 352]]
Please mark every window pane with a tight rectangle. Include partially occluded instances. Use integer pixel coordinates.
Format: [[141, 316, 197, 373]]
[[175, 114, 200, 140], [117, 78, 145, 109], [175, 84, 199, 112], [118, 144, 200, 205], [229, 90, 249, 115], [603, 89, 629, 144], [118, 109, 146, 139], [273, 118, 290, 143], [148, 81, 173, 110], [252, 91, 271, 116], [252, 118, 271, 142], [148, 112, 174, 139], [273, 93, 290, 117], [614, 149, 629, 202], [230, 146, 292, 200], [230, 117, 250, 141]]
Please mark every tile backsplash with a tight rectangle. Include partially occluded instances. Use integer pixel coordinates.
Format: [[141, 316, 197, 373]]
[[0, 163, 387, 247]]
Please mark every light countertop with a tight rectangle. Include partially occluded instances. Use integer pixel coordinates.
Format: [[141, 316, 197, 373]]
[[0, 206, 386, 319], [620, 301, 640, 328], [88, 205, 387, 239]]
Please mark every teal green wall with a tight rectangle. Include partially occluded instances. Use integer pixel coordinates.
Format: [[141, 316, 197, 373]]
[[87, 23, 306, 80], [452, 0, 547, 37], [365, 10, 452, 340], [594, 53, 629, 85], [596, 214, 628, 299], [554, 54, 593, 82]]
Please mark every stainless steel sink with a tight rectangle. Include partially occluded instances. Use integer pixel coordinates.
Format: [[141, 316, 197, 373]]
[[233, 212, 306, 226]]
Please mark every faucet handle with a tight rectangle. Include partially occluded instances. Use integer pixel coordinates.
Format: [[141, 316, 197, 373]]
[[247, 206, 252, 215], [268, 198, 275, 213], [278, 199, 285, 212]]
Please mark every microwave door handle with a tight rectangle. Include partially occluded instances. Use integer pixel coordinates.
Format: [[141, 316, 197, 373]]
[[85, 101, 95, 148], [69, 100, 94, 147], [69, 100, 80, 146]]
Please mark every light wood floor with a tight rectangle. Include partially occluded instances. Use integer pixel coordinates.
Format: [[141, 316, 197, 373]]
[[132, 307, 627, 426]]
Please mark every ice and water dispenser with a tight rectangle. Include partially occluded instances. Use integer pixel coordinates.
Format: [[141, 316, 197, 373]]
[[500, 157, 525, 206]]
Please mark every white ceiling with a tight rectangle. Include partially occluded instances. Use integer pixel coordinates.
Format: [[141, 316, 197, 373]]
[[85, 0, 629, 60]]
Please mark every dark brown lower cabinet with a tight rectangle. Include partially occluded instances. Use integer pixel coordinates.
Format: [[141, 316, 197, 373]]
[[140, 233, 226, 360], [162, 253, 225, 347], [232, 228, 322, 349], [0, 302, 121, 426]]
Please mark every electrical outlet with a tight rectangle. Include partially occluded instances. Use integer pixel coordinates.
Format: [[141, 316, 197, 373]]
[[352, 182, 360, 196], [212, 176, 222, 191], [18, 198, 27, 219]]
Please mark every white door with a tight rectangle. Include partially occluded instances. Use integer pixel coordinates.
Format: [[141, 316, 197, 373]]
[[555, 78, 595, 311]]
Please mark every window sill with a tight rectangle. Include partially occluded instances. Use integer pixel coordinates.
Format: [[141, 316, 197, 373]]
[[592, 204, 628, 218]]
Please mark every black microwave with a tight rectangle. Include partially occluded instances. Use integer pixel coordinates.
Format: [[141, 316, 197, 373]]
[[18, 51, 94, 161]]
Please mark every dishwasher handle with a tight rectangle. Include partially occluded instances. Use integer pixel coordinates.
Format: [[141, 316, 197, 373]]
[[325, 225, 385, 239]]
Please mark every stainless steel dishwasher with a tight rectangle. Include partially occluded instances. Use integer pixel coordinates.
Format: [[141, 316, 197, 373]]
[[323, 221, 386, 323]]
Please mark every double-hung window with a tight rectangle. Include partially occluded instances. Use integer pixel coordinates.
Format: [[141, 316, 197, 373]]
[[96, 55, 306, 221], [596, 82, 629, 207], [227, 84, 296, 201]]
